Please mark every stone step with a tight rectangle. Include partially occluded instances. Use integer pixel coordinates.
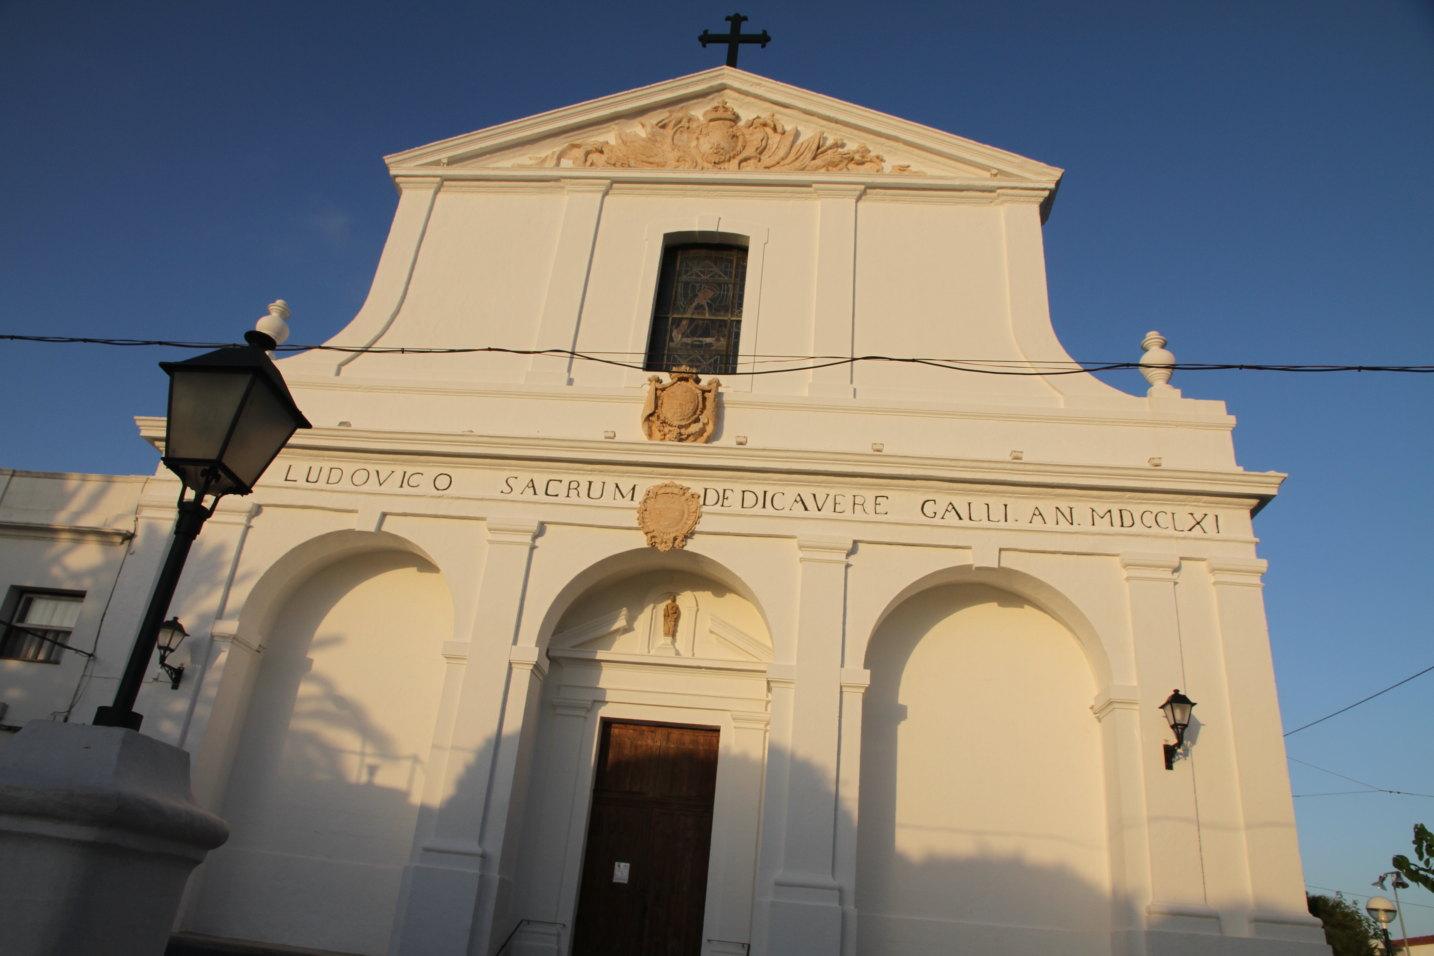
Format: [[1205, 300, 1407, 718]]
[[165, 933, 363, 956]]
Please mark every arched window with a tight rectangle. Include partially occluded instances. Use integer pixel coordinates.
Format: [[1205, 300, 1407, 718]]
[[644, 243, 746, 375]]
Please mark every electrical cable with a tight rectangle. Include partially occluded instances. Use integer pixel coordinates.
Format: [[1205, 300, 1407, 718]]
[[1283, 664, 1434, 738], [3, 334, 1434, 377], [1306, 884, 1434, 911], [1286, 757, 1434, 800]]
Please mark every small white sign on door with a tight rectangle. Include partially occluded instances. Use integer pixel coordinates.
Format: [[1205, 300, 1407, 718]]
[[612, 861, 630, 884]]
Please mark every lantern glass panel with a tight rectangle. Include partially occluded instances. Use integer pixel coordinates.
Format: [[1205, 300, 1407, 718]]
[[1161, 695, 1194, 730], [157, 619, 187, 654], [165, 370, 252, 464], [219, 379, 302, 491]]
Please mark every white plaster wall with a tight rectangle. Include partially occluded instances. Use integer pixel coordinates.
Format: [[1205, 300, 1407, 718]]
[[184, 548, 452, 955], [276, 176, 1240, 471], [0, 471, 146, 727], [858, 583, 1111, 955]]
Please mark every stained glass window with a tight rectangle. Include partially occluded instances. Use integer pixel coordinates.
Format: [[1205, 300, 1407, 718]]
[[644, 244, 746, 375]]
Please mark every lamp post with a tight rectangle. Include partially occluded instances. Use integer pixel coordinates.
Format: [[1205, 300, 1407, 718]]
[[1374, 872, 1412, 954], [93, 302, 310, 731], [1367, 896, 1397, 955]]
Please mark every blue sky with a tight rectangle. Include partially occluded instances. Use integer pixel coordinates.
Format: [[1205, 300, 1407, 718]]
[[3, 0, 1432, 935]]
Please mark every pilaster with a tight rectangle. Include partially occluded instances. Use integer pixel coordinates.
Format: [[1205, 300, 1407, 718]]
[[526, 180, 611, 385], [390, 519, 541, 956], [1208, 560, 1325, 940], [806, 185, 863, 399], [835, 666, 869, 956], [1092, 684, 1151, 954], [1119, 553, 1218, 936], [754, 536, 852, 956]]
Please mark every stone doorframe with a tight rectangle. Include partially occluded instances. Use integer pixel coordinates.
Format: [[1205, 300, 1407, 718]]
[[525, 657, 771, 956]]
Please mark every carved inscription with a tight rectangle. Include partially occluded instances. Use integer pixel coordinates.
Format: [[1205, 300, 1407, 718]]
[[281, 463, 454, 492], [499, 474, 1232, 537]]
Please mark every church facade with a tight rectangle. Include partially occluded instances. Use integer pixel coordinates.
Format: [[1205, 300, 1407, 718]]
[[0, 69, 1331, 956]]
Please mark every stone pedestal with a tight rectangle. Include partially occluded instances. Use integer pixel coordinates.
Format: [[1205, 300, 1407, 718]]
[[0, 720, 228, 956]]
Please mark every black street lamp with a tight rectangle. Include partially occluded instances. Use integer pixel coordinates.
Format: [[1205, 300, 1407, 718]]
[[94, 304, 310, 730]]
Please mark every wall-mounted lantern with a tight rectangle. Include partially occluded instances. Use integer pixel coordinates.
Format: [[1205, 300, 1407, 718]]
[[1159, 688, 1196, 770], [155, 618, 188, 690]]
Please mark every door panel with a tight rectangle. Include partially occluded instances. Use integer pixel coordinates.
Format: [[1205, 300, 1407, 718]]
[[571, 721, 719, 955]]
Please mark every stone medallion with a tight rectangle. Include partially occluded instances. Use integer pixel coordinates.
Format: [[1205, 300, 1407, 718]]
[[642, 368, 720, 443], [637, 482, 702, 551]]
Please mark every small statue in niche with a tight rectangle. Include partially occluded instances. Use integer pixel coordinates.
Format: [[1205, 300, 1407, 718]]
[[662, 595, 681, 639]]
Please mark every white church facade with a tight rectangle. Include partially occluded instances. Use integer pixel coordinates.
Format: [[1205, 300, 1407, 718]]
[[0, 69, 1332, 956]]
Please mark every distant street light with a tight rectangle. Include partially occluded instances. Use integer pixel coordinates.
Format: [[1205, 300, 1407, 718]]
[[93, 302, 309, 731], [1366, 895, 1397, 955], [1373, 871, 1411, 954]]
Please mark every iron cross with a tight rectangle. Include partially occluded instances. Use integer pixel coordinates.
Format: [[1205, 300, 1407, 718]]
[[699, 13, 771, 68]]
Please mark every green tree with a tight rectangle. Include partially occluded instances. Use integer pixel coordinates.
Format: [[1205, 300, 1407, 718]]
[[1307, 893, 1379, 956], [1393, 823, 1434, 894]]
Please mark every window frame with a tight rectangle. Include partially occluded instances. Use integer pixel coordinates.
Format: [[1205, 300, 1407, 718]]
[[643, 242, 748, 376], [0, 587, 86, 664], [623, 221, 768, 394]]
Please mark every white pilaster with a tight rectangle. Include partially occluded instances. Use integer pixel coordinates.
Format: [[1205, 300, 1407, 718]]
[[1209, 561, 1327, 944], [526, 180, 611, 385], [1119, 554, 1219, 937], [755, 536, 852, 955], [390, 519, 540, 956], [1093, 685, 1152, 956], [806, 185, 862, 399], [835, 666, 869, 956]]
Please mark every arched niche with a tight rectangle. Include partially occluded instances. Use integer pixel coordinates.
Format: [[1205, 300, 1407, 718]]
[[856, 581, 1113, 956], [236, 529, 450, 643], [529, 545, 774, 656], [855, 564, 1113, 692], [185, 535, 454, 956], [506, 556, 772, 956]]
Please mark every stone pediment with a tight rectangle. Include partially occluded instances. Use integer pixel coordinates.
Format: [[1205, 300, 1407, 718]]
[[384, 68, 1062, 188], [549, 598, 771, 665], [524, 100, 914, 175]]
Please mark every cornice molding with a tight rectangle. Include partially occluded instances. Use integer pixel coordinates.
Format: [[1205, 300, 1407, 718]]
[[384, 68, 1062, 191], [227, 435, 1284, 507], [260, 378, 1239, 432], [0, 520, 133, 544]]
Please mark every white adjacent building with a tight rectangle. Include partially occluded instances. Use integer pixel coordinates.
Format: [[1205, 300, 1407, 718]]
[[0, 68, 1332, 956]]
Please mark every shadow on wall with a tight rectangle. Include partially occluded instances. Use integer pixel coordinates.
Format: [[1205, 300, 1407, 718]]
[[170, 559, 1132, 956], [187, 721, 1130, 955], [0, 475, 242, 733], [180, 548, 451, 955]]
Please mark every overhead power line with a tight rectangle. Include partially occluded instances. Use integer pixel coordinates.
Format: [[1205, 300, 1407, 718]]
[[1283, 663, 1434, 738], [1288, 756, 1434, 799], [2, 334, 1433, 377], [1307, 884, 1434, 911]]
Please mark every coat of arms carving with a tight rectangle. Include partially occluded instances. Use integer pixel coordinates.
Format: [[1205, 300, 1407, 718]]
[[637, 482, 702, 552], [530, 101, 915, 174], [642, 367, 720, 443]]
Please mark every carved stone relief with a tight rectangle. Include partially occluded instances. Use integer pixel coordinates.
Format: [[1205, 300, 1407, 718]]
[[642, 368, 720, 443], [637, 482, 702, 552], [530, 101, 915, 174]]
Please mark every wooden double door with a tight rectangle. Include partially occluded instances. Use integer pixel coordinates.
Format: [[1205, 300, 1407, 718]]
[[571, 720, 720, 955]]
